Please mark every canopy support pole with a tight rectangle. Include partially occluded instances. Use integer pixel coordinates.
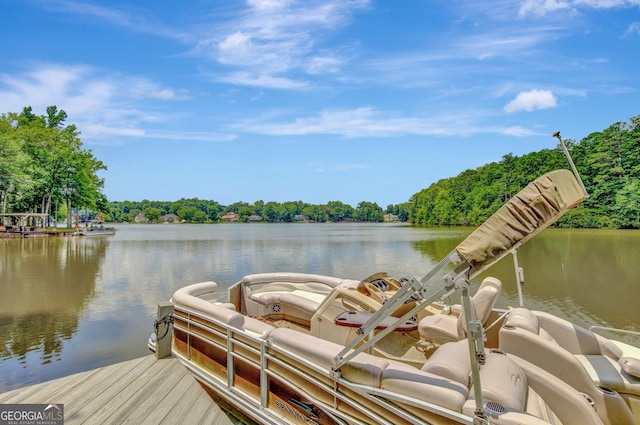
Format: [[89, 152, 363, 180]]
[[510, 244, 525, 307], [462, 285, 488, 424]]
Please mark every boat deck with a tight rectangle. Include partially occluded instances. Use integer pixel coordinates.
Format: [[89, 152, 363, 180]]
[[0, 355, 237, 425]]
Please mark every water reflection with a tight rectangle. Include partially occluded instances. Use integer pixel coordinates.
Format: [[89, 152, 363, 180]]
[[0, 237, 105, 367], [1, 224, 639, 392], [483, 229, 640, 333]]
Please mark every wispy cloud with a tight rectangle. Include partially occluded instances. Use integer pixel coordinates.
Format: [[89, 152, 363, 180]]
[[236, 107, 538, 137], [192, 0, 369, 89], [504, 89, 558, 113], [0, 64, 230, 143], [35, 0, 192, 42], [518, 0, 640, 17], [623, 21, 640, 37]]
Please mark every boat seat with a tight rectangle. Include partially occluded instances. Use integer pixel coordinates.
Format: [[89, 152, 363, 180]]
[[269, 327, 390, 387], [499, 307, 638, 425], [425, 340, 603, 424], [269, 327, 601, 423], [243, 273, 360, 325], [420, 339, 471, 386], [172, 281, 246, 329], [243, 316, 276, 338], [419, 277, 502, 342], [381, 363, 470, 413]]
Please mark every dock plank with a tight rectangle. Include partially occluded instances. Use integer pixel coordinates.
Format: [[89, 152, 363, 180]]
[[0, 356, 235, 425]]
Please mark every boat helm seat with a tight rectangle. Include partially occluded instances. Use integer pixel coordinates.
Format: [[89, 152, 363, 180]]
[[418, 277, 502, 342], [499, 307, 639, 425]]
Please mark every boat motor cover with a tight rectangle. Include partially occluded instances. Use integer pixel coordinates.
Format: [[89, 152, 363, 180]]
[[456, 169, 585, 272]]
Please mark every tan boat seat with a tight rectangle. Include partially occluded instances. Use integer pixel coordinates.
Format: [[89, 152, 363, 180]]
[[242, 273, 360, 324], [269, 326, 604, 423], [420, 339, 471, 386], [419, 277, 502, 342], [269, 327, 389, 387], [381, 363, 469, 413], [499, 307, 638, 425], [243, 316, 276, 338], [427, 339, 603, 424], [172, 281, 245, 329]]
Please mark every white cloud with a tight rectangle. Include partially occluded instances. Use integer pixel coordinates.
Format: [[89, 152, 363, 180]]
[[217, 32, 255, 65], [217, 72, 309, 89], [623, 22, 640, 37], [519, 0, 640, 17], [504, 89, 557, 113], [237, 107, 537, 138], [0, 64, 222, 144], [519, 0, 571, 17], [192, 1, 369, 88]]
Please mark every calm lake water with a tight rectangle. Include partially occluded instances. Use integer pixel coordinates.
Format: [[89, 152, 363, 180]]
[[1, 223, 639, 392]]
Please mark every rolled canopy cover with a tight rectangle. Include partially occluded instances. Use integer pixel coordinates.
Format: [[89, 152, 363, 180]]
[[456, 169, 586, 272]]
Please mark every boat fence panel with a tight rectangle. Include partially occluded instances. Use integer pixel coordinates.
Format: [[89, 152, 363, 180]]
[[173, 301, 473, 425]]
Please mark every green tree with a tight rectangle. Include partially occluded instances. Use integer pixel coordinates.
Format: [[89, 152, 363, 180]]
[[142, 207, 163, 222], [326, 200, 354, 222], [193, 210, 209, 223], [615, 178, 640, 228], [355, 201, 383, 222], [302, 204, 327, 222], [2, 106, 107, 225], [177, 206, 197, 221], [0, 113, 31, 213]]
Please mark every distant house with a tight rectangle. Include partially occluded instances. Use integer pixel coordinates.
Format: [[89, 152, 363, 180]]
[[134, 213, 149, 223], [160, 214, 180, 223], [221, 212, 240, 222], [383, 213, 399, 222], [248, 215, 263, 222]]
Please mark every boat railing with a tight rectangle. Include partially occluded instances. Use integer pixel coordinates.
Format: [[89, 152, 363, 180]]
[[172, 302, 472, 425]]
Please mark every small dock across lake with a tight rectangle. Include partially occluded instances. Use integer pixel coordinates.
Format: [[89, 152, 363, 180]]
[[0, 355, 237, 425]]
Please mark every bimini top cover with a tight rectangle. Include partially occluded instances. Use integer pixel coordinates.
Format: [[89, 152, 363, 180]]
[[456, 169, 586, 273]]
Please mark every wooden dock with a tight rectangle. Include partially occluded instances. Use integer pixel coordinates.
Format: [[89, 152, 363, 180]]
[[0, 356, 238, 425]]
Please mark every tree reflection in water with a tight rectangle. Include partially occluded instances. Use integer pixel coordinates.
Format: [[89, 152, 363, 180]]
[[0, 237, 104, 365]]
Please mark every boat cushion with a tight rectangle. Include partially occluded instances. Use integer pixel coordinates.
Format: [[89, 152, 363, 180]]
[[576, 354, 640, 394], [243, 316, 276, 338], [525, 387, 562, 425], [419, 312, 461, 341], [243, 274, 348, 321], [382, 363, 468, 412], [172, 282, 246, 329], [505, 307, 539, 334], [503, 308, 558, 344], [280, 293, 321, 319], [620, 356, 640, 379], [269, 328, 389, 387], [474, 351, 528, 411], [420, 340, 471, 387]]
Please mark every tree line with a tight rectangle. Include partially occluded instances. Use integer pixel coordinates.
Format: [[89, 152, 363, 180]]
[[107, 199, 411, 223], [408, 115, 640, 229], [2, 106, 638, 228]]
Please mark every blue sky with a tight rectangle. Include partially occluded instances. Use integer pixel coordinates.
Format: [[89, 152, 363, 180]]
[[1, 0, 639, 207]]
